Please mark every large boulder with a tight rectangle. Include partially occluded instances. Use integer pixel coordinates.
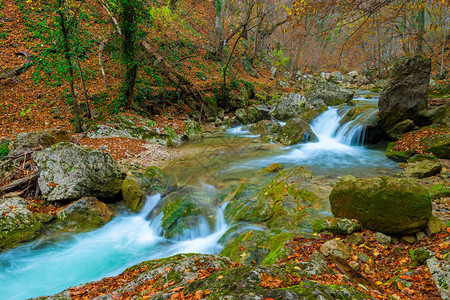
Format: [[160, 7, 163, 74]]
[[277, 118, 317, 146], [235, 105, 271, 125], [329, 177, 431, 235], [272, 93, 327, 121], [9, 129, 70, 156], [422, 132, 450, 159], [0, 197, 42, 249], [378, 56, 431, 132], [226, 166, 328, 232], [33, 142, 122, 201], [403, 155, 442, 178], [122, 166, 166, 213], [306, 81, 354, 106], [56, 197, 114, 232]]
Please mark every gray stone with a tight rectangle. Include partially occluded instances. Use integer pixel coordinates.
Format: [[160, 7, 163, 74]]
[[402, 235, 417, 243], [427, 256, 450, 299], [33, 142, 122, 201], [306, 81, 354, 106], [320, 239, 351, 260], [373, 232, 391, 244], [0, 197, 42, 249], [311, 217, 361, 235], [56, 197, 114, 232], [345, 234, 365, 246], [378, 56, 431, 132], [272, 93, 307, 120], [9, 129, 70, 156], [416, 231, 426, 241]]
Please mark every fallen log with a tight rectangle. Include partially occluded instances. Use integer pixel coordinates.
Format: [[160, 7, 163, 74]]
[[0, 170, 40, 196], [0, 51, 32, 80]]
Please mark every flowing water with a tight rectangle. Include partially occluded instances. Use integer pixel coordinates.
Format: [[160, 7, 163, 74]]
[[0, 93, 398, 299]]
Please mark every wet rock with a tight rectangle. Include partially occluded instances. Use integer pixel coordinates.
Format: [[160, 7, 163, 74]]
[[373, 232, 391, 245], [122, 166, 166, 213], [228, 166, 326, 233], [277, 118, 317, 146], [378, 56, 431, 132], [9, 129, 70, 156], [330, 177, 431, 235], [33, 142, 122, 201], [0, 197, 42, 249], [264, 163, 283, 174], [386, 119, 415, 140], [56, 197, 114, 232], [311, 217, 361, 235], [427, 255, 450, 299], [157, 186, 217, 239], [183, 120, 203, 141], [403, 155, 442, 178], [320, 239, 351, 260]]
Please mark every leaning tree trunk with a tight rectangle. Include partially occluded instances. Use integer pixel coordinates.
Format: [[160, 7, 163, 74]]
[[120, 0, 137, 109]]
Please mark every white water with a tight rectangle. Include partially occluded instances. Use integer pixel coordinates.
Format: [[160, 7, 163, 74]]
[[227, 108, 396, 175], [0, 194, 229, 300]]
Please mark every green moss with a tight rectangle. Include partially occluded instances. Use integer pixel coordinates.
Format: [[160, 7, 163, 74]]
[[385, 142, 415, 162], [264, 163, 283, 174], [410, 248, 432, 265], [122, 176, 144, 213], [340, 105, 376, 125], [161, 199, 199, 238], [311, 218, 361, 235], [286, 281, 369, 299], [261, 232, 294, 265], [428, 183, 450, 199]]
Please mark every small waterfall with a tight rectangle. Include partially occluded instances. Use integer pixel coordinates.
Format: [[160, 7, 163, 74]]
[[310, 108, 369, 146]]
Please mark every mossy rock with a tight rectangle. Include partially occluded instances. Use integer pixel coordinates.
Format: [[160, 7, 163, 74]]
[[122, 166, 166, 213], [427, 183, 450, 199], [278, 118, 317, 146], [0, 197, 42, 249], [385, 142, 415, 162], [56, 197, 114, 232], [159, 187, 217, 239], [410, 247, 432, 265], [183, 120, 203, 141], [249, 120, 281, 135], [403, 155, 442, 178], [264, 163, 283, 174], [229, 166, 325, 232], [340, 105, 376, 125], [330, 177, 431, 235], [422, 132, 450, 159], [311, 217, 361, 235]]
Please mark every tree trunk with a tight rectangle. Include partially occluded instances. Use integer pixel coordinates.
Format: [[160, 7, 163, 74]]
[[58, 0, 82, 132], [214, 0, 225, 58], [120, 0, 137, 109], [416, 0, 425, 55]]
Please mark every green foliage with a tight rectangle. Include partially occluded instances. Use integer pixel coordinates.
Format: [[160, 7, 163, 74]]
[[164, 126, 177, 139], [272, 48, 289, 69], [0, 141, 9, 160], [150, 5, 176, 31], [428, 83, 450, 98]]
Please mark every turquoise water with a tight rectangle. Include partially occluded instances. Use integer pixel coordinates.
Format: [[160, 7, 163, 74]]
[[0, 100, 399, 299]]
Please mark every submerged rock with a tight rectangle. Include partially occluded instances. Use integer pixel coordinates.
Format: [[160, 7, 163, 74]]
[[403, 155, 442, 178], [264, 163, 283, 174], [0, 197, 42, 249], [122, 166, 166, 213], [56, 197, 114, 232], [329, 177, 431, 235], [378, 56, 431, 132], [33, 142, 122, 201]]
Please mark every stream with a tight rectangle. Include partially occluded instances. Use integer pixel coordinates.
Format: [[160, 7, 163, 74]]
[[0, 93, 399, 299]]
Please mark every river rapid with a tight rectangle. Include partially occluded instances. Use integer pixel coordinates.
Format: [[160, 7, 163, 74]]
[[0, 94, 399, 299]]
